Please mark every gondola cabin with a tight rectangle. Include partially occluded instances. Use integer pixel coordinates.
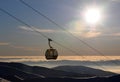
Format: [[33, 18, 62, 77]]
[[45, 38, 58, 60], [45, 48, 58, 60]]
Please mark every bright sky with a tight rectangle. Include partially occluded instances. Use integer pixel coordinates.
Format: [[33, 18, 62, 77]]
[[0, 0, 120, 58]]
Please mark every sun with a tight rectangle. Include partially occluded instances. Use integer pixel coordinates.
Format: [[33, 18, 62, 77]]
[[84, 7, 102, 25]]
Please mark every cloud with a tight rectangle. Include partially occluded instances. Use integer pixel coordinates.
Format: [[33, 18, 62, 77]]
[[19, 26, 33, 31], [0, 42, 40, 51], [19, 23, 102, 38], [81, 31, 101, 38], [112, 33, 120, 36], [0, 42, 10, 46], [110, 0, 120, 2], [19, 26, 55, 33], [10, 45, 40, 51], [19, 23, 103, 38], [68, 20, 102, 38], [101, 32, 120, 37]]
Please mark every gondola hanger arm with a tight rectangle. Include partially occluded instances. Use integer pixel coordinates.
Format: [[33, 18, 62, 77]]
[[48, 38, 53, 49]]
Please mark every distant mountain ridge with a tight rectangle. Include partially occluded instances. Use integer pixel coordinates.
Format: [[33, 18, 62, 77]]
[[21, 74, 120, 82], [22, 60, 120, 68], [0, 62, 119, 82], [0, 62, 94, 81], [53, 65, 116, 77]]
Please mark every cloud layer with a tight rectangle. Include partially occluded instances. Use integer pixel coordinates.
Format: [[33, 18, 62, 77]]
[[0, 42, 40, 52], [19, 26, 55, 33], [68, 20, 102, 38], [10, 45, 40, 51], [0, 42, 10, 46]]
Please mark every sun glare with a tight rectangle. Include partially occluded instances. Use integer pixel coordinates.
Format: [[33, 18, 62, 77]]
[[84, 7, 102, 25]]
